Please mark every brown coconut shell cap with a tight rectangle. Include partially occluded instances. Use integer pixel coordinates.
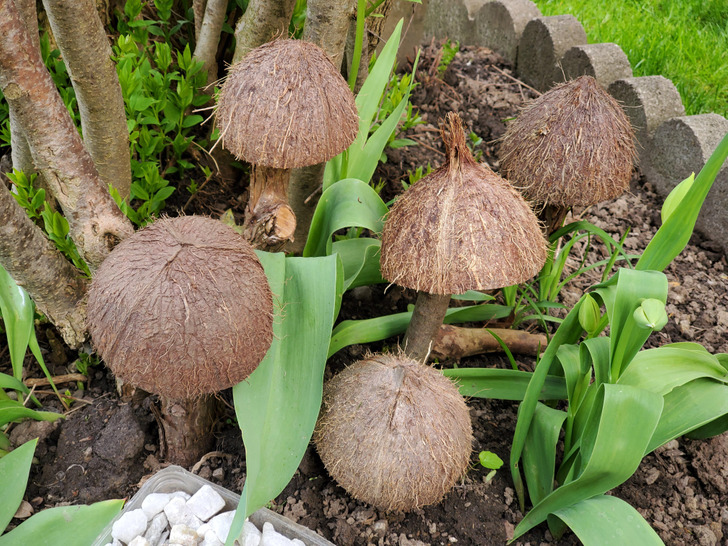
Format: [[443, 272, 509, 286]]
[[314, 353, 473, 512], [215, 39, 359, 168], [380, 112, 547, 294], [499, 75, 636, 207], [87, 216, 273, 400]]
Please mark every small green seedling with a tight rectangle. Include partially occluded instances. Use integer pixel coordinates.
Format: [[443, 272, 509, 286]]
[[479, 450, 504, 483]]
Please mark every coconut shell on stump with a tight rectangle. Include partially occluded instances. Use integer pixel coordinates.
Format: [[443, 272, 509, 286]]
[[314, 353, 473, 512], [87, 215, 274, 467], [215, 39, 358, 249], [499, 75, 636, 232], [380, 112, 547, 360]]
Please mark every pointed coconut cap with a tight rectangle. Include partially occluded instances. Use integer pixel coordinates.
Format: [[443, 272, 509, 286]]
[[87, 216, 273, 400], [380, 112, 548, 295], [215, 39, 359, 168], [314, 352, 473, 512], [499, 75, 636, 207]]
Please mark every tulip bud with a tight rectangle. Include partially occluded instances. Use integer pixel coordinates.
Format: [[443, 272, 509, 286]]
[[578, 294, 602, 335], [633, 298, 668, 331]]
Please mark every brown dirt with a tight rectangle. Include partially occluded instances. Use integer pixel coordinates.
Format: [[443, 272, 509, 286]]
[[3, 42, 728, 546]]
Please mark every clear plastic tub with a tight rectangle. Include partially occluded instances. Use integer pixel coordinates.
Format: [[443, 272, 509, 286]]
[[93, 465, 335, 546]]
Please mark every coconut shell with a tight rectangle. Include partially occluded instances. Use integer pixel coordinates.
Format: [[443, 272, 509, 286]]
[[87, 216, 273, 399], [380, 112, 547, 294], [314, 353, 473, 512], [499, 75, 636, 206], [215, 39, 358, 169]]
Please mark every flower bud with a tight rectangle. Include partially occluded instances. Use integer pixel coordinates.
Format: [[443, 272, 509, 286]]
[[578, 294, 602, 335], [633, 298, 668, 331]]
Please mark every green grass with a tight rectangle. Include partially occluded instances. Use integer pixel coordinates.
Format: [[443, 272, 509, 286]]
[[533, 0, 728, 117]]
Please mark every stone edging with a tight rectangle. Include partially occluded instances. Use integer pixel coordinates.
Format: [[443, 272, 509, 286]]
[[390, 0, 728, 255]]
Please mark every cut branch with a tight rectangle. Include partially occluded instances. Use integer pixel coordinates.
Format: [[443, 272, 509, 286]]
[[432, 325, 548, 359], [244, 165, 296, 249], [42, 0, 132, 200], [0, 0, 134, 268]]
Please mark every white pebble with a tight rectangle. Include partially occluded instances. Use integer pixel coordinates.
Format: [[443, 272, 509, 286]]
[[196, 523, 211, 536], [144, 512, 168, 545], [201, 529, 225, 546], [187, 485, 226, 521], [261, 522, 293, 546], [128, 537, 151, 546], [242, 519, 262, 546], [291, 541, 305, 546], [112, 509, 148, 544], [164, 496, 203, 530], [208, 511, 235, 542], [169, 524, 200, 546], [142, 493, 174, 519]]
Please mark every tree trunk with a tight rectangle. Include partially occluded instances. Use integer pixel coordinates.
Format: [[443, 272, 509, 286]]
[[192, 0, 228, 87], [285, 0, 356, 253], [0, 0, 134, 269], [0, 178, 88, 348], [159, 395, 217, 468], [42, 0, 132, 200], [232, 0, 296, 63]]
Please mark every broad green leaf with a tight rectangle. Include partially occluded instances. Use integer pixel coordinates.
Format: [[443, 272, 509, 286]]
[[647, 378, 728, 452], [0, 500, 123, 546], [0, 373, 31, 396], [511, 384, 662, 541], [330, 238, 383, 289], [227, 253, 338, 545], [444, 368, 566, 400], [0, 439, 36, 533], [638, 132, 728, 271], [618, 346, 728, 395], [303, 178, 387, 258], [554, 495, 663, 545], [522, 403, 566, 506], [328, 304, 512, 358], [0, 401, 62, 428], [0, 265, 34, 380]]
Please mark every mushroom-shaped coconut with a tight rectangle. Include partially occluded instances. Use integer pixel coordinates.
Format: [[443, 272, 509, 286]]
[[380, 112, 548, 361], [216, 39, 358, 249], [87, 215, 273, 465], [499, 75, 636, 233], [314, 353, 473, 512]]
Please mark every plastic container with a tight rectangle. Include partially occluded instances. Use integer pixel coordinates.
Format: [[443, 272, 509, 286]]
[[93, 465, 335, 546]]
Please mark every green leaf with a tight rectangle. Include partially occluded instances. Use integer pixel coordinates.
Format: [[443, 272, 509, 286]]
[[0, 265, 35, 380], [330, 238, 384, 289], [638, 132, 728, 271], [479, 451, 504, 470], [443, 368, 566, 401], [181, 114, 204, 128], [227, 253, 339, 545], [0, 401, 62, 428], [554, 495, 663, 545], [0, 500, 123, 546], [128, 93, 157, 113], [522, 403, 567, 506], [511, 384, 663, 541], [303, 178, 388, 258], [0, 439, 36, 533]]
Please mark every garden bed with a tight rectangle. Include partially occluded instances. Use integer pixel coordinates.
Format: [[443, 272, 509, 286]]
[[5, 42, 728, 546]]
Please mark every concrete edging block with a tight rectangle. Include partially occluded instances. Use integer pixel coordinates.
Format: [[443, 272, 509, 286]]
[[608, 76, 686, 157], [473, 0, 542, 63], [558, 43, 632, 88], [516, 15, 587, 91], [645, 114, 728, 254]]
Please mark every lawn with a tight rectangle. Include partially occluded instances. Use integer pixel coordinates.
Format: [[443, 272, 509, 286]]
[[533, 0, 728, 117]]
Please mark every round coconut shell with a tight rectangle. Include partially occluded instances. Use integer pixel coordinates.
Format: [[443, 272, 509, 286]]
[[314, 353, 473, 512], [380, 112, 547, 295], [87, 216, 273, 400], [499, 75, 636, 206], [215, 39, 358, 169]]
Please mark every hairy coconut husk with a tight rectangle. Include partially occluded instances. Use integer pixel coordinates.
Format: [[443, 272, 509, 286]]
[[380, 112, 548, 295], [215, 39, 358, 169], [499, 75, 636, 207], [87, 216, 273, 400], [314, 353, 473, 512]]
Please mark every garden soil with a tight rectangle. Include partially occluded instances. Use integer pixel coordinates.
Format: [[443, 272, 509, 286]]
[[3, 42, 728, 546]]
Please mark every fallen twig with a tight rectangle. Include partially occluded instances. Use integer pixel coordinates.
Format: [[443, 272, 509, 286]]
[[432, 325, 547, 359]]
